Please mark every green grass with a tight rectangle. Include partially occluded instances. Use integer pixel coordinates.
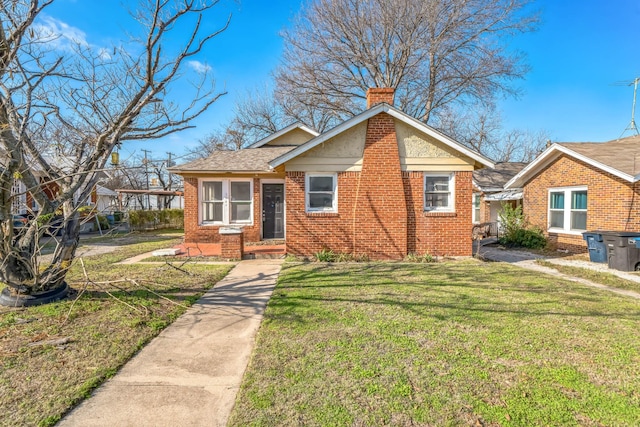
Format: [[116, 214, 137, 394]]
[[0, 230, 233, 427], [537, 260, 640, 294], [229, 261, 640, 426]]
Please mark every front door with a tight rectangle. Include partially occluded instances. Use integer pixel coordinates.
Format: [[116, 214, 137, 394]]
[[262, 184, 284, 239]]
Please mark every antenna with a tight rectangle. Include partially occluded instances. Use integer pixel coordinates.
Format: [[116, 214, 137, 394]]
[[616, 77, 640, 137]]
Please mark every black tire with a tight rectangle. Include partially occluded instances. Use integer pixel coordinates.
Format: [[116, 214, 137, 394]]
[[0, 283, 69, 307]]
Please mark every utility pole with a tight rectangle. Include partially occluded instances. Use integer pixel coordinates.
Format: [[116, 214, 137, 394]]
[[166, 152, 174, 191], [142, 149, 152, 210], [165, 151, 175, 209]]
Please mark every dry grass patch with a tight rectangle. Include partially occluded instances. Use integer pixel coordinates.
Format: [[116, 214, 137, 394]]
[[230, 261, 640, 426], [0, 231, 232, 427]]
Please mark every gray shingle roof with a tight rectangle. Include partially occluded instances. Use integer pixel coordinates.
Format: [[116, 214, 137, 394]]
[[558, 135, 640, 176], [171, 146, 296, 173], [473, 162, 528, 190]]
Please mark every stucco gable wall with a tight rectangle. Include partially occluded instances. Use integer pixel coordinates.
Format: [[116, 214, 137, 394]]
[[395, 121, 475, 172], [523, 154, 639, 252], [284, 119, 476, 172], [265, 128, 316, 146], [285, 122, 367, 172]]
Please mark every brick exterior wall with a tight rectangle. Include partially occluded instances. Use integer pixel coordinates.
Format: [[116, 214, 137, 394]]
[[285, 171, 358, 256], [524, 154, 640, 253], [406, 171, 473, 256], [183, 176, 262, 244], [285, 169, 474, 259]]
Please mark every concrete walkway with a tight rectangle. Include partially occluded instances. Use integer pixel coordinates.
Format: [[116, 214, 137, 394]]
[[58, 259, 284, 427]]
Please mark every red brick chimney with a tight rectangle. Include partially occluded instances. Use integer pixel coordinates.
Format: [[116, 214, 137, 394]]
[[354, 88, 407, 259], [366, 87, 395, 108]]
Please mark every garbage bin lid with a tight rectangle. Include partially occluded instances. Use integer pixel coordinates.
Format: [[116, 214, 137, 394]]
[[598, 231, 640, 237]]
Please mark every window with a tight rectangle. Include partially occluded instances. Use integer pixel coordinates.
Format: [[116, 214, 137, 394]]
[[306, 173, 337, 212], [201, 179, 253, 225], [472, 193, 481, 223], [424, 174, 455, 212], [202, 181, 223, 222], [230, 181, 252, 222], [548, 187, 587, 232]]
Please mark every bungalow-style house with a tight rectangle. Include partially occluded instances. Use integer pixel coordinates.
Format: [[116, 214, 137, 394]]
[[505, 135, 640, 253], [171, 88, 494, 260], [472, 162, 528, 232]]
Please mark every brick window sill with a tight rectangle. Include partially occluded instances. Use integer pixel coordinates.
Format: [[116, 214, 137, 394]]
[[422, 211, 457, 218], [306, 212, 340, 218]]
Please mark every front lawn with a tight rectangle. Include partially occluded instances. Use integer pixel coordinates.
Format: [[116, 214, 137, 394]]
[[0, 231, 233, 427], [230, 261, 640, 426]]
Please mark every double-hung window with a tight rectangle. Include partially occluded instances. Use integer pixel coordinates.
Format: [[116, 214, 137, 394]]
[[306, 173, 337, 212], [201, 179, 253, 225], [424, 173, 455, 212], [548, 187, 587, 232]]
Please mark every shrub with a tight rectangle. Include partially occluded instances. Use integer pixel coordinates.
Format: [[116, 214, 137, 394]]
[[498, 203, 547, 249], [404, 252, 436, 263], [512, 227, 547, 249], [128, 209, 183, 230], [96, 214, 110, 230], [314, 248, 336, 262], [313, 249, 369, 262]]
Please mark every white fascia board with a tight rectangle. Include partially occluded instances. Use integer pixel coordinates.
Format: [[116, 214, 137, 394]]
[[270, 104, 494, 169], [505, 143, 634, 189], [248, 123, 319, 148]]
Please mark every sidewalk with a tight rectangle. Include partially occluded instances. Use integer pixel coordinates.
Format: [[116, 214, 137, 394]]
[[58, 259, 284, 427]]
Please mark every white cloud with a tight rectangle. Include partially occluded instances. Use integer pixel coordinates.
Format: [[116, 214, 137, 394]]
[[188, 60, 212, 74], [33, 15, 89, 51]]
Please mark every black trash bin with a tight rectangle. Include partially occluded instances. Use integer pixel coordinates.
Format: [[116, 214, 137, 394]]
[[582, 231, 607, 263], [600, 231, 640, 271]]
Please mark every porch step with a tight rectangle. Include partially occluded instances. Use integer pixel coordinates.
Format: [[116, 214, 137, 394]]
[[242, 249, 286, 260]]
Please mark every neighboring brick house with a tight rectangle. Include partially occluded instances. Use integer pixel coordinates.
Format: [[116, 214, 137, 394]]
[[505, 135, 640, 253], [472, 162, 527, 228], [171, 88, 494, 260]]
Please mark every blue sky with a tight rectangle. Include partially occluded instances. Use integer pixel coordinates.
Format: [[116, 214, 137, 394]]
[[41, 0, 640, 161]]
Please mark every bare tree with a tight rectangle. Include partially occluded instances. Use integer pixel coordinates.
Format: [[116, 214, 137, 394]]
[[185, 122, 247, 160], [0, 0, 229, 297], [276, 0, 538, 123], [436, 104, 549, 162]]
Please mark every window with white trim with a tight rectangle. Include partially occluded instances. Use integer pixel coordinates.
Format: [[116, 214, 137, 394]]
[[548, 187, 587, 232], [424, 173, 455, 212], [201, 179, 253, 225], [472, 193, 481, 223], [306, 173, 337, 212]]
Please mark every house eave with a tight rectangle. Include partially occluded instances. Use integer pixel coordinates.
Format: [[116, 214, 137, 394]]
[[169, 169, 275, 175]]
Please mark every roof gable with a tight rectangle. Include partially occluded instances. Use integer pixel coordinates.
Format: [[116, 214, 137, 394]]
[[269, 103, 494, 169], [248, 122, 319, 148], [473, 162, 528, 191], [505, 135, 640, 188], [170, 146, 295, 174]]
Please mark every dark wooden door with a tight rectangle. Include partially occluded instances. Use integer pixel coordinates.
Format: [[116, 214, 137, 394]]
[[262, 184, 284, 239]]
